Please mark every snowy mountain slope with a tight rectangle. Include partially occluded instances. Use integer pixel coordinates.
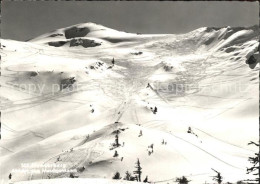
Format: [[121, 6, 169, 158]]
[[29, 22, 167, 48], [15, 178, 144, 184], [0, 22, 259, 184]]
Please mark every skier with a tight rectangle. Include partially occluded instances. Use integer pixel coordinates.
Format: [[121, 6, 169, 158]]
[[112, 58, 115, 65], [153, 106, 157, 114], [162, 139, 165, 145], [187, 127, 192, 134], [113, 150, 119, 157], [138, 130, 143, 137]]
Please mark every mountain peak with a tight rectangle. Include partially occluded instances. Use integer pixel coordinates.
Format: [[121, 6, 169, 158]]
[[29, 22, 118, 43]]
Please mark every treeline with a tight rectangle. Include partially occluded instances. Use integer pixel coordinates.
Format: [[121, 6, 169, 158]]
[[111, 140, 259, 184]]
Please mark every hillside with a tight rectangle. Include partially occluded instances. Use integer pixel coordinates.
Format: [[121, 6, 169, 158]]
[[15, 178, 144, 184], [0, 22, 259, 184]]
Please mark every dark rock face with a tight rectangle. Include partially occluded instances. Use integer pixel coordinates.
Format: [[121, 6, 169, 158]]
[[246, 53, 259, 69], [65, 27, 90, 39], [225, 47, 236, 53], [246, 55, 257, 65], [131, 51, 143, 55], [204, 37, 215, 45], [163, 65, 173, 72], [48, 41, 68, 47], [60, 77, 76, 90], [69, 38, 101, 48], [49, 33, 64, 37], [205, 27, 222, 33], [29, 71, 39, 77], [102, 37, 132, 43], [48, 39, 101, 48]]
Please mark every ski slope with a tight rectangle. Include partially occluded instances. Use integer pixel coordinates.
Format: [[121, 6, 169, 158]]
[[15, 178, 144, 184], [0, 22, 259, 184]]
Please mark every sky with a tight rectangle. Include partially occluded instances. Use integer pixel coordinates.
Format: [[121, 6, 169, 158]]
[[2, 1, 259, 41]]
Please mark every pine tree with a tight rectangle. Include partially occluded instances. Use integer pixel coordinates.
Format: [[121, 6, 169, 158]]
[[245, 141, 259, 184], [176, 176, 190, 184], [109, 132, 121, 150], [124, 171, 132, 181], [212, 169, 223, 184], [69, 173, 75, 178], [133, 158, 142, 182], [143, 176, 149, 183], [135, 175, 139, 181], [112, 172, 121, 180]]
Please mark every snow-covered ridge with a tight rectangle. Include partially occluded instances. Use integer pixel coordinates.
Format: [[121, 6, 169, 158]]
[[29, 22, 258, 53], [15, 178, 144, 184], [29, 22, 158, 46]]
